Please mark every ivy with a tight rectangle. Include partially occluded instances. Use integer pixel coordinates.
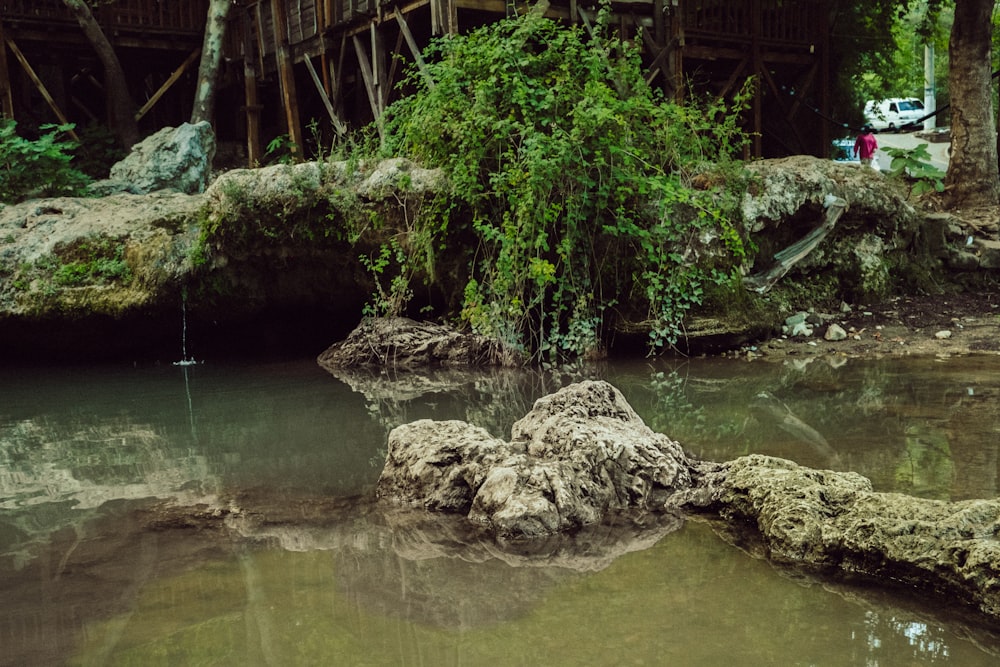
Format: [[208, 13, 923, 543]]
[[378, 7, 751, 361]]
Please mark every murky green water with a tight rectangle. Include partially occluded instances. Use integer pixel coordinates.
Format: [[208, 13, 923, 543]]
[[2, 355, 999, 665]]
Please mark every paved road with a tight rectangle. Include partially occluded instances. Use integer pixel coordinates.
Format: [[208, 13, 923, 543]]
[[874, 129, 951, 171]]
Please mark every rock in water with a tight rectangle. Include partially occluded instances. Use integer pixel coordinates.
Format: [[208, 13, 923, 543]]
[[712, 455, 1000, 620], [317, 316, 522, 369], [377, 380, 718, 538]]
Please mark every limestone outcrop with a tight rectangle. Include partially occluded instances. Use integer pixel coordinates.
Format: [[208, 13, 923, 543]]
[[318, 317, 523, 369], [710, 454, 1000, 621], [376, 380, 720, 538], [377, 380, 1000, 621]]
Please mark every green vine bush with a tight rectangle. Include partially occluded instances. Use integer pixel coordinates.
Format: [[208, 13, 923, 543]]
[[0, 120, 91, 203], [378, 9, 752, 361]]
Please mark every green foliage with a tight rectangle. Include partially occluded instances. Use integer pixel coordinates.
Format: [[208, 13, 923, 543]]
[[0, 120, 91, 203], [379, 9, 751, 360], [72, 123, 127, 179], [883, 143, 946, 195], [265, 134, 298, 164], [360, 238, 413, 318]]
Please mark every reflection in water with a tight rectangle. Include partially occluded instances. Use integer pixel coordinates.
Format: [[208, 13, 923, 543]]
[[1, 356, 1000, 664]]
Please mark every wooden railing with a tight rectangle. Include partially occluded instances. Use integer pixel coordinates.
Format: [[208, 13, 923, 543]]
[[0, 0, 208, 34], [680, 0, 821, 46]]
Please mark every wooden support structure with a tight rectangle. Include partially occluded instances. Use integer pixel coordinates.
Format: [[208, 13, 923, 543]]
[[242, 7, 262, 165], [0, 20, 14, 119], [304, 55, 347, 135], [135, 47, 201, 121], [0, 0, 832, 161], [5, 37, 79, 141], [271, 0, 304, 155]]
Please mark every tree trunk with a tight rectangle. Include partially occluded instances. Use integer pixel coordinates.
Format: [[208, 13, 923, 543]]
[[945, 0, 1000, 209], [62, 0, 139, 149], [191, 0, 233, 125]]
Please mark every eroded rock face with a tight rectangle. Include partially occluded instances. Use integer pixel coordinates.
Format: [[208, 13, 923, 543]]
[[318, 317, 523, 369], [712, 455, 1000, 619], [377, 380, 719, 538]]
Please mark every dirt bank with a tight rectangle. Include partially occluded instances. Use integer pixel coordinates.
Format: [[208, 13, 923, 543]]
[[732, 289, 1000, 361]]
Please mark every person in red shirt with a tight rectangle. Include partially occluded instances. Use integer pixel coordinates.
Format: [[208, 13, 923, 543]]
[[854, 126, 879, 168]]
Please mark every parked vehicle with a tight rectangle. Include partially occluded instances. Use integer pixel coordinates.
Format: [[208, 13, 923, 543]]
[[863, 98, 925, 131]]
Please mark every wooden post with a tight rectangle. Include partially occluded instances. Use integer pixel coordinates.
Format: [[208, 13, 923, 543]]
[[352, 34, 382, 138], [5, 37, 78, 141], [819, 6, 830, 158], [751, 0, 762, 158], [135, 47, 201, 121], [242, 8, 262, 165], [0, 19, 14, 119], [304, 55, 346, 135], [271, 0, 303, 156], [394, 6, 434, 90], [652, 0, 664, 46]]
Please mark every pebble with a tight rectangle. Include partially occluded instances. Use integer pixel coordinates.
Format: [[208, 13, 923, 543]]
[[934, 330, 952, 339]]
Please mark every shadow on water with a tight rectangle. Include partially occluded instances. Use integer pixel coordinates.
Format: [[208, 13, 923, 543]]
[[1, 355, 1000, 664]]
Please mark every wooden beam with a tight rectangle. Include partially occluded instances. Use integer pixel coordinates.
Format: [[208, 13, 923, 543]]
[[352, 33, 383, 138], [385, 29, 405, 107], [134, 47, 200, 121], [242, 8, 262, 165], [304, 55, 347, 135], [393, 5, 435, 90], [271, 0, 303, 156], [5, 37, 78, 140], [0, 20, 14, 119]]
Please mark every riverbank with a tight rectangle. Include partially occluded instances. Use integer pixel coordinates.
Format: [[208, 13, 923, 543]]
[[731, 289, 1000, 361]]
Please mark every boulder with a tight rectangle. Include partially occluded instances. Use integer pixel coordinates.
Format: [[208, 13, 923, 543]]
[[105, 122, 216, 194], [377, 380, 720, 538], [318, 316, 523, 369], [711, 455, 1000, 620]]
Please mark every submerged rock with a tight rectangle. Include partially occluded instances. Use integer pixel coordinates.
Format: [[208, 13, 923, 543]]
[[377, 380, 720, 538], [711, 455, 1000, 620], [318, 316, 523, 369]]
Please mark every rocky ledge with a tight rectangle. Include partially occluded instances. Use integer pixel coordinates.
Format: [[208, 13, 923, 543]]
[[378, 379, 1000, 621]]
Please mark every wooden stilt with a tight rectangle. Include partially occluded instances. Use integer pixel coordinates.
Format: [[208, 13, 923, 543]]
[[135, 47, 200, 121], [352, 34, 382, 138], [271, 0, 303, 156], [751, 0, 762, 157], [0, 20, 14, 119], [242, 9, 262, 165], [394, 6, 434, 90], [304, 55, 346, 135], [5, 37, 78, 140]]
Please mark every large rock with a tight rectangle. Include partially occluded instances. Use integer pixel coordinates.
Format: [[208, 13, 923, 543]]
[[318, 316, 523, 369], [711, 455, 1000, 620], [377, 380, 719, 538], [106, 122, 216, 194]]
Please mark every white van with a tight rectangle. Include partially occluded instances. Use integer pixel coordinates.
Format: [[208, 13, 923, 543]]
[[863, 98, 925, 131]]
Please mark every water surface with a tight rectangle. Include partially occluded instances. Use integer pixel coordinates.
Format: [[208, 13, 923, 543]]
[[2, 355, 998, 665]]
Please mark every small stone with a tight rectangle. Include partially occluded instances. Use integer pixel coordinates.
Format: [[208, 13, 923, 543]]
[[824, 323, 848, 341], [840, 301, 853, 313], [790, 322, 813, 337], [784, 312, 808, 327], [934, 330, 952, 339]]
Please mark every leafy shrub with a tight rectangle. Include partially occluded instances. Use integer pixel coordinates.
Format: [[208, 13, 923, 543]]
[[378, 8, 751, 361], [882, 143, 945, 196], [0, 120, 91, 203]]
